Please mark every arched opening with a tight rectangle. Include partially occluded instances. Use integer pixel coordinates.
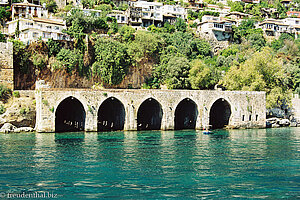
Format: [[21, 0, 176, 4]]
[[209, 98, 231, 129], [98, 97, 125, 132], [175, 98, 198, 130], [55, 96, 86, 132], [137, 98, 163, 131]]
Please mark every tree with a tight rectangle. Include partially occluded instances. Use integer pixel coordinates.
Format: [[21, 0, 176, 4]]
[[41, 0, 57, 13], [55, 48, 84, 75], [175, 18, 187, 32], [164, 56, 191, 89], [127, 31, 162, 62], [220, 47, 290, 108], [0, 6, 11, 26], [230, 1, 244, 12], [0, 31, 5, 42], [93, 38, 131, 85], [232, 19, 263, 43], [271, 33, 294, 51], [64, 9, 108, 51], [165, 32, 211, 60], [47, 38, 61, 56], [247, 33, 266, 50], [15, 20, 20, 38], [64, 9, 108, 36], [10, 39, 30, 74], [119, 25, 136, 42], [189, 59, 221, 89], [94, 4, 112, 18]]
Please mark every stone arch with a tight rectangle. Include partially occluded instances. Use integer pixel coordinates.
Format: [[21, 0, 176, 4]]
[[55, 96, 86, 132], [209, 98, 231, 129], [137, 98, 163, 131], [97, 97, 125, 132], [175, 98, 198, 130]]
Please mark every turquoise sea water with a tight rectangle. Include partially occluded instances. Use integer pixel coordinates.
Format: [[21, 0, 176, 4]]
[[0, 128, 299, 199]]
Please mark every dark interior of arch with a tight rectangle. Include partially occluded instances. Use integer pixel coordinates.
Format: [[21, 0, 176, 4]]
[[55, 97, 86, 132], [137, 98, 163, 131], [175, 98, 198, 130], [98, 97, 125, 132], [209, 98, 231, 129]]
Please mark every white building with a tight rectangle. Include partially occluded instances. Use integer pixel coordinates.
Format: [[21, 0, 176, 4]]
[[197, 15, 233, 41], [257, 19, 289, 38], [10, 0, 48, 20], [162, 5, 186, 19], [81, 8, 128, 25], [161, 5, 186, 25], [206, 4, 231, 17], [7, 18, 70, 43], [0, 0, 8, 6], [108, 10, 128, 25], [131, 1, 163, 27]]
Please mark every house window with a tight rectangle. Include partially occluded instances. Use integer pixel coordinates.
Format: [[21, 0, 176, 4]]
[[256, 115, 258, 121], [296, 21, 299, 24], [249, 115, 252, 121], [242, 115, 245, 121], [46, 26, 51, 30], [33, 32, 38, 38], [121, 16, 125, 21], [214, 23, 223, 29], [54, 26, 59, 30]]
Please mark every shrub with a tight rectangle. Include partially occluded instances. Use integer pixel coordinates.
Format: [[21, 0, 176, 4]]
[[20, 107, 29, 115], [0, 105, 5, 114], [13, 91, 20, 98], [0, 84, 11, 102]]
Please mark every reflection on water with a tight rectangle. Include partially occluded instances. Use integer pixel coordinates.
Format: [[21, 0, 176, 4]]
[[0, 128, 299, 199]]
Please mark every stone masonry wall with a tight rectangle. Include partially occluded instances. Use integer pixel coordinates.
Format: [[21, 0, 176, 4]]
[[35, 88, 266, 132], [292, 94, 300, 122], [0, 42, 13, 90]]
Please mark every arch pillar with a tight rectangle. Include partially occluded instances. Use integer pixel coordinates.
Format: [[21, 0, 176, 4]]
[[86, 105, 97, 132], [161, 105, 174, 130], [124, 103, 137, 131], [195, 105, 203, 130]]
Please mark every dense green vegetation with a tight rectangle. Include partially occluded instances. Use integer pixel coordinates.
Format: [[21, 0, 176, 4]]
[[7, 4, 300, 111], [0, 84, 11, 103]]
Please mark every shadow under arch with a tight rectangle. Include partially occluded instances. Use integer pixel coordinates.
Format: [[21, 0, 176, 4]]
[[137, 98, 163, 131], [209, 98, 231, 129], [98, 97, 125, 132], [55, 96, 86, 132], [175, 98, 198, 130]]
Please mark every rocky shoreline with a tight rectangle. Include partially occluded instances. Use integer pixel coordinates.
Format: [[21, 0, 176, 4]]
[[0, 120, 299, 134]]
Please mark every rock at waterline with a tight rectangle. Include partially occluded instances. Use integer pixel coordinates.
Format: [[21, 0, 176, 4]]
[[0, 123, 16, 133], [14, 127, 33, 133], [278, 119, 290, 126], [290, 122, 297, 127]]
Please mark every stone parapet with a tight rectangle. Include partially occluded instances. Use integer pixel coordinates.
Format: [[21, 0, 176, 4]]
[[0, 42, 13, 90]]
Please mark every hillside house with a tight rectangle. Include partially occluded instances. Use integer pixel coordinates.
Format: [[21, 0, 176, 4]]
[[287, 11, 300, 18], [7, 17, 70, 43], [131, 1, 163, 27], [0, 0, 8, 6], [197, 15, 233, 41], [162, 5, 186, 25], [10, 0, 48, 20], [257, 19, 289, 38]]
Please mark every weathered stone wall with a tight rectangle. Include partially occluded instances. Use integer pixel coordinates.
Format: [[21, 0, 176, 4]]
[[0, 42, 13, 89], [35, 88, 266, 132], [292, 94, 300, 122]]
